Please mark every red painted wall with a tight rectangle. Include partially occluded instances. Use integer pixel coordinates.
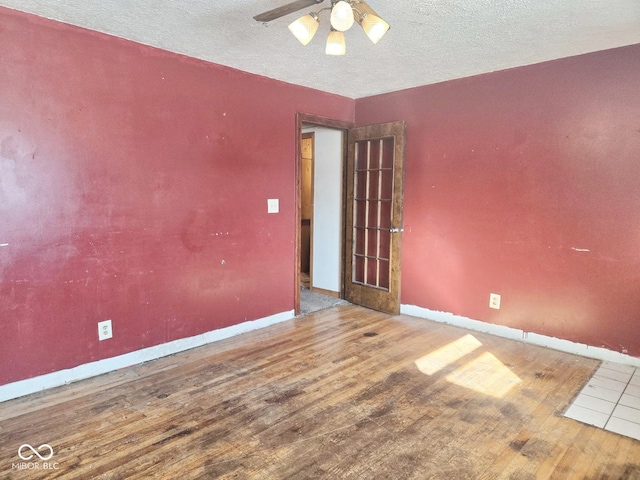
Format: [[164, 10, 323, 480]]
[[356, 44, 640, 357], [0, 8, 354, 386]]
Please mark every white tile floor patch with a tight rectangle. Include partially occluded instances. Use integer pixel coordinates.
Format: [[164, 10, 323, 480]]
[[564, 362, 640, 441]]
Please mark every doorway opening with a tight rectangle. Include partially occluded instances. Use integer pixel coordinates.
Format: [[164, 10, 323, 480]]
[[295, 114, 353, 316], [295, 115, 406, 316]]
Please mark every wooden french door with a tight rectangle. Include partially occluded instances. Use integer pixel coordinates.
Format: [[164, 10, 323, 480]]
[[344, 121, 406, 314]]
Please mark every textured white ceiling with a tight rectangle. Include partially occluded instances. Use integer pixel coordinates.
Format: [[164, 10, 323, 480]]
[[2, 0, 640, 98]]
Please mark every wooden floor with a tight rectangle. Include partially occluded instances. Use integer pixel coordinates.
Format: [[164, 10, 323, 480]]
[[1, 305, 639, 479]]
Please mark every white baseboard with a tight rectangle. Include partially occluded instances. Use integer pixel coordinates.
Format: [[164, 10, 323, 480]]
[[0, 310, 295, 403], [401, 304, 640, 367]]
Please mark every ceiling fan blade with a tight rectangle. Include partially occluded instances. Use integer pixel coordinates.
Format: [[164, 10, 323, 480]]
[[254, 0, 325, 22]]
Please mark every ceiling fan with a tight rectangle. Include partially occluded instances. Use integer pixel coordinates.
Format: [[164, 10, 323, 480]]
[[253, 0, 390, 55], [254, 0, 325, 23]]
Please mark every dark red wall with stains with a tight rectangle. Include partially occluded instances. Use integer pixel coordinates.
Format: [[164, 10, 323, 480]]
[[0, 8, 354, 385], [356, 44, 640, 357]]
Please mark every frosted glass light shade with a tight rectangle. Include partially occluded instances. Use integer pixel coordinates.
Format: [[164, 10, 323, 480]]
[[330, 1, 355, 32], [325, 30, 346, 55], [361, 13, 389, 43], [288, 14, 319, 45]]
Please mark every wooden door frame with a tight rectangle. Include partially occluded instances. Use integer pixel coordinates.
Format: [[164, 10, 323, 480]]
[[294, 113, 354, 315]]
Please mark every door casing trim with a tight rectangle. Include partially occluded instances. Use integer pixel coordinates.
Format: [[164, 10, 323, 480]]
[[295, 113, 354, 315]]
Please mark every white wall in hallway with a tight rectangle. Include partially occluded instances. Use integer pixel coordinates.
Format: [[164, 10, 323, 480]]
[[303, 126, 343, 293]]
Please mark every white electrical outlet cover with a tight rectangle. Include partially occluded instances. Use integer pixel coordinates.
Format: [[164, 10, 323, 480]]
[[98, 320, 113, 341], [489, 294, 501, 310]]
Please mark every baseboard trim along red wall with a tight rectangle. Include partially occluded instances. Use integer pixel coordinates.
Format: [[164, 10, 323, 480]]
[[0, 310, 294, 403]]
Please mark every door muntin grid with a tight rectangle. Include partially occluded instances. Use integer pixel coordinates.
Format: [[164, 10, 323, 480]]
[[352, 137, 395, 290]]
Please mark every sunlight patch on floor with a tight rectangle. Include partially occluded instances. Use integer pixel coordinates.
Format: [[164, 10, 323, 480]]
[[414, 334, 482, 376], [445, 351, 522, 398], [414, 334, 522, 398]]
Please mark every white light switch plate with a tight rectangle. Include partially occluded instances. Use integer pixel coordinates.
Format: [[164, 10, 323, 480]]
[[267, 198, 279, 214]]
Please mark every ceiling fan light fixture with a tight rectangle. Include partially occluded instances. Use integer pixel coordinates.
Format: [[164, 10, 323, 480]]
[[325, 29, 346, 55], [361, 13, 389, 44], [288, 13, 320, 45], [254, 0, 389, 53], [330, 1, 355, 32]]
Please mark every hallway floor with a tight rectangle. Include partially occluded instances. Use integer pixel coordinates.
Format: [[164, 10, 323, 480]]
[[299, 285, 350, 316]]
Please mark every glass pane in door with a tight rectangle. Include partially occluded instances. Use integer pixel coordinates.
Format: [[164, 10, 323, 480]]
[[352, 137, 395, 290]]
